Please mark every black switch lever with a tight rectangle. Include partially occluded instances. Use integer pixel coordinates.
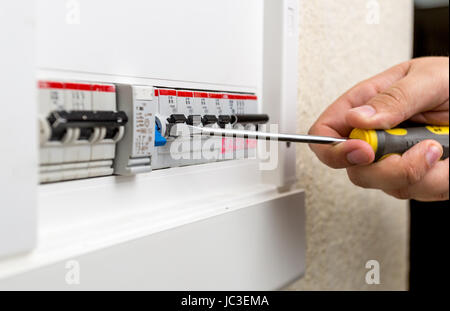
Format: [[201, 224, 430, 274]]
[[186, 115, 202, 126], [201, 115, 218, 126], [217, 115, 232, 128], [167, 114, 187, 124], [47, 110, 128, 141]]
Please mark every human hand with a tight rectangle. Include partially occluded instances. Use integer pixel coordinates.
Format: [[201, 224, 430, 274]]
[[308, 57, 449, 201]]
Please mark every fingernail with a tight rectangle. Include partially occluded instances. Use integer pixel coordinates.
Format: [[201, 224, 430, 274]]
[[350, 105, 376, 118], [426, 145, 442, 167], [347, 149, 370, 165]]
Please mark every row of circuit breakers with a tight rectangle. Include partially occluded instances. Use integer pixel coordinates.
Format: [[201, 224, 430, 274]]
[[38, 81, 268, 183]]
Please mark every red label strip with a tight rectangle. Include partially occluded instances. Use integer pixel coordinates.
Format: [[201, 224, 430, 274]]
[[208, 93, 225, 99], [38, 81, 115, 92], [177, 91, 194, 98], [156, 89, 177, 96], [227, 94, 258, 100], [193, 92, 208, 98]]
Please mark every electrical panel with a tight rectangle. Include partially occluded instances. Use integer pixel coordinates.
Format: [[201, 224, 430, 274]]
[[1, 0, 305, 290], [38, 80, 262, 183]]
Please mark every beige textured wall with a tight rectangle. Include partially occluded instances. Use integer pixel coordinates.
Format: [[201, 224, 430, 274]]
[[287, 0, 413, 290]]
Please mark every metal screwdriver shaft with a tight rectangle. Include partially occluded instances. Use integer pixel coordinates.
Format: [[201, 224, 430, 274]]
[[187, 125, 347, 145]]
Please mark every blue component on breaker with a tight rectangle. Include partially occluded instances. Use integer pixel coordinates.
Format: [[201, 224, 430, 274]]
[[154, 124, 167, 147]]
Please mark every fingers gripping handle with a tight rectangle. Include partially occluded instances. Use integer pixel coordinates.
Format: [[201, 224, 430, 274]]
[[350, 126, 449, 161]]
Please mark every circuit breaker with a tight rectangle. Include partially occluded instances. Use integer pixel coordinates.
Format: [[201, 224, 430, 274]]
[[114, 85, 157, 175], [151, 89, 259, 169], [38, 81, 127, 183]]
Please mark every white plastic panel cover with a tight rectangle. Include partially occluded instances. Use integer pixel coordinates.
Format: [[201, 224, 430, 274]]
[[36, 0, 263, 89], [0, 0, 37, 258]]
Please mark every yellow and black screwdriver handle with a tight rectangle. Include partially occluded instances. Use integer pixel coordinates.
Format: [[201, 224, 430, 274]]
[[350, 125, 449, 161]]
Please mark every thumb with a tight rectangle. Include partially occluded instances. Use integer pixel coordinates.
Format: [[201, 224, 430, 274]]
[[345, 60, 449, 129]]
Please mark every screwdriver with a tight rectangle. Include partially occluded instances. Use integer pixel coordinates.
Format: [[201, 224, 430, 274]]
[[186, 124, 449, 161], [349, 125, 449, 161]]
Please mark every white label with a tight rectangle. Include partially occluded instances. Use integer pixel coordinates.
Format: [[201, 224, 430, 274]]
[[156, 89, 179, 116], [227, 98, 236, 114], [193, 92, 214, 115], [176, 91, 194, 116], [183, 97, 194, 115], [132, 99, 155, 157], [220, 96, 233, 115], [211, 96, 223, 115], [200, 97, 209, 114], [236, 99, 245, 114], [41, 89, 65, 112], [66, 90, 92, 110]]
